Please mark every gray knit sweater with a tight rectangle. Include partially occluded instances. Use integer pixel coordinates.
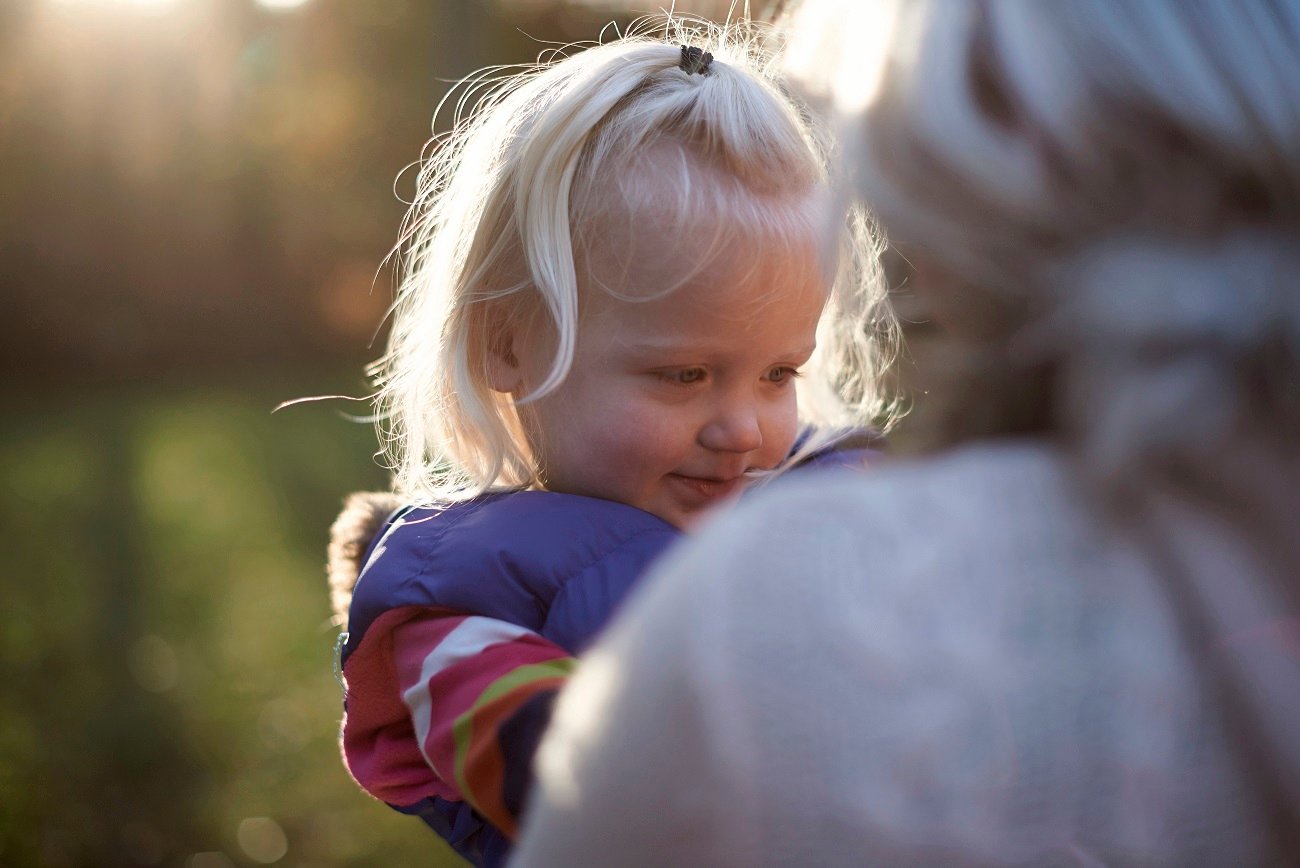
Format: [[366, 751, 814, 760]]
[[515, 443, 1275, 866]]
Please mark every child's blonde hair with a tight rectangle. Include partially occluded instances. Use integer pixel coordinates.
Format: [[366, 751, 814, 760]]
[[374, 16, 896, 502]]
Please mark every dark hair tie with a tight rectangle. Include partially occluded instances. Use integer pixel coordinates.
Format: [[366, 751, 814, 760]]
[[679, 45, 714, 75]]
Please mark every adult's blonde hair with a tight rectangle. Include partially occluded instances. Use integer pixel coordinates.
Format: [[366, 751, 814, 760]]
[[786, 0, 1299, 473], [786, 0, 1300, 849], [374, 16, 897, 502]]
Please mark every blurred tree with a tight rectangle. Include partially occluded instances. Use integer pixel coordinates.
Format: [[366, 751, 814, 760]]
[[0, 0, 775, 385], [1, 0, 484, 382]]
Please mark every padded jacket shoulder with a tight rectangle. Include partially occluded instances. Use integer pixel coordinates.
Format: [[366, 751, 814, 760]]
[[341, 491, 682, 664]]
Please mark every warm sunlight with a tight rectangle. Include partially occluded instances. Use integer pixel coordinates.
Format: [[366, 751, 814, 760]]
[[49, 0, 316, 10], [50, 0, 184, 10], [253, 0, 313, 10], [783, 0, 900, 114]]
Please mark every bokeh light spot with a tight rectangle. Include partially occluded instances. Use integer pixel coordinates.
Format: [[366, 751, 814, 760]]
[[129, 635, 180, 693], [317, 260, 389, 341], [254, 0, 313, 11], [50, 0, 183, 10], [238, 817, 289, 864]]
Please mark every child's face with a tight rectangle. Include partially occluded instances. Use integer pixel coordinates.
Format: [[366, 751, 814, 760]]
[[514, 223, 828, 530]]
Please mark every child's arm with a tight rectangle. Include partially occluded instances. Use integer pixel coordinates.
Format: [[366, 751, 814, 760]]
[[387, 612, 574, 838], [336, 493, 682, 859], [340, 604, 575, 862]]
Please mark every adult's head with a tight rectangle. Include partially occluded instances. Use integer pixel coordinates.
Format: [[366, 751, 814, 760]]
[[786, 0, 1299, 489], [785, 0, 1300, 847]]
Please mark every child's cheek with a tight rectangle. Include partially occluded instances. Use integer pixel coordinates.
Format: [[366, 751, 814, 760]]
[[759, 396, 800, 466], [604, 400, 683, 461]]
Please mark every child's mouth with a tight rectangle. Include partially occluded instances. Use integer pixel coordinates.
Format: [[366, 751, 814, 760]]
[[666, 473, 744, 503]]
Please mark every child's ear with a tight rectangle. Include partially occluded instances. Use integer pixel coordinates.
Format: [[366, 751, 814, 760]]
[[484, 304, 524, 394]]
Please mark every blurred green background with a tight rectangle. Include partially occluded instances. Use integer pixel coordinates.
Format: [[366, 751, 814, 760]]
[[0, 1, 755, 865]]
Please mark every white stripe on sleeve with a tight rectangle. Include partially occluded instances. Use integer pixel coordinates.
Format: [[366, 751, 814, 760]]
[[399, 617, 536, 772]]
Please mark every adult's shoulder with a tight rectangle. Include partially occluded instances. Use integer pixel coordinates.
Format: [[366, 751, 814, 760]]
[[771, 438, 1066, 516], [523, 450, 1261, 865], [683, 440, 1075, 595], [519, 446, 1081, 867], [621, 440, 1096, 709]]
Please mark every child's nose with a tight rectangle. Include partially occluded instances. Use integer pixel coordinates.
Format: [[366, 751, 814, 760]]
[[699, 403, 763, 454]]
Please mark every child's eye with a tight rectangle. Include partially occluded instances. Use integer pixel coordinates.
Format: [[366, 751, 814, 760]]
[[765, 366, 802, 384], [660, 368, 707, 385]]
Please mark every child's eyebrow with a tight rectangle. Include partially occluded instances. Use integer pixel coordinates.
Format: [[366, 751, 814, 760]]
[[620, 338, 818, 359]]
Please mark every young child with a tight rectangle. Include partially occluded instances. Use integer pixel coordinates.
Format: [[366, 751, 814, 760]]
[[327, 18, 895, 867]]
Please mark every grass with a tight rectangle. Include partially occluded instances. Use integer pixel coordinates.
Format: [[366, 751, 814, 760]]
[[0, 375, 465, 867]]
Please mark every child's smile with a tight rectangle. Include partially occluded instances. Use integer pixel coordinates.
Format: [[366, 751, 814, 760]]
[[664, 472, 746, 506]]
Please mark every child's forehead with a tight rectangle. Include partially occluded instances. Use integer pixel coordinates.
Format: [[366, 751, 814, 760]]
[[574, 146, 832, 302], [578, 218, 831, 341], [577, 256, 828, 368]]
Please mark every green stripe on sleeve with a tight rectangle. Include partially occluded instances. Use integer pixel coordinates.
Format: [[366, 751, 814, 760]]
[[451, 657, 578, 805]]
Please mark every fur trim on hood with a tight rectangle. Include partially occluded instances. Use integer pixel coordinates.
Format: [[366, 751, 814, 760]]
[[327, 491, 403, 628]]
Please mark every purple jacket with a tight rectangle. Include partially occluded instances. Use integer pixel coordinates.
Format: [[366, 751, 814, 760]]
[[337, 431, 882, 866]]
